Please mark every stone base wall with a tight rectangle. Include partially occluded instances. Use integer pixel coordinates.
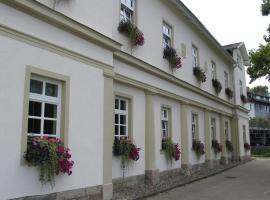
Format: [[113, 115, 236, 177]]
[[13, 186, 102, 200]]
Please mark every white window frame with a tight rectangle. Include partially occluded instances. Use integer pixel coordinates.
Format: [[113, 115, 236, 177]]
[[161, 107, 170, 139], [237, 54, 242, 70], [162, 23, 172, 48], [224, 71, 229, 88], [211, 61, 217, 79], [192, 45, 199, 68], [120, 0, 135, 23], [114, 97, 129, 140], [28, 75, 61, 138], [191, 113, 198, 140], [211, 118, 216, 140]]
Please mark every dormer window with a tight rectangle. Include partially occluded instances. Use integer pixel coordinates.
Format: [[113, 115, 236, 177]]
[[162, 23, 172, 48], [120, 0, 135, 23]]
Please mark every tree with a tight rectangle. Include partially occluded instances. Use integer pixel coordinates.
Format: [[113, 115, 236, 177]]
[[249, 117, 270, 128], [250, 85, 269, 95], [247, 0, 270, 83]]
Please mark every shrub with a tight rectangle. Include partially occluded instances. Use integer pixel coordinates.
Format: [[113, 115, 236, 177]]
[[118, 20, 145, 47], [212, 79, 222, 94], [24, 137, 74, 186], [225, 140, 234, 152], [192, 139, 205, 156], [163, 46, 182, 69], [225, 88, 233, 99], [193, 67, 207, 83], [161, 138, 181, 164], [212, 139, 222, 153]]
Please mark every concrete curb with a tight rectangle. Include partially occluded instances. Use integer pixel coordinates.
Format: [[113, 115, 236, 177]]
[[136, 160, 253, 200]]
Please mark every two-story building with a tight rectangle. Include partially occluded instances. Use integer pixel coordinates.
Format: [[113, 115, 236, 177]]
[[0, 0, 250, 199]]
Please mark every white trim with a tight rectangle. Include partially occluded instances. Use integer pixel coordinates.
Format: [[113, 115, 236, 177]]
[[114, 97, 129, 139]]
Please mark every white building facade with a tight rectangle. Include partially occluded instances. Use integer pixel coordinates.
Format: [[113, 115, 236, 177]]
[[0, 0, 250, 199]]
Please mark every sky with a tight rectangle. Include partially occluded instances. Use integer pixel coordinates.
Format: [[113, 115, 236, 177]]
[[180, 0, 270, 89]]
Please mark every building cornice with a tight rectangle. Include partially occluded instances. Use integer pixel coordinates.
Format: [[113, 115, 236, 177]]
[[2, 0, 122, 52], [114, 51, 235, 109]]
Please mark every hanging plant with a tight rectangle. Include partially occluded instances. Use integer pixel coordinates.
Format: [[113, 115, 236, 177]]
[[225, 140, 234, 152], [193, 67, 207, 83], [113, 138, 140, 179], [212, 139, 222, 153], [225, 88, 233, 99], [244, 142, 251, 151], [192, 139, 205, 156], [118, 20, 145, 47], [241, 94, 247, 104], [161, 138, 181, 164], [24, 137, 74, 186], [163, 46, 182, 69], [212, 79, 222, 94]]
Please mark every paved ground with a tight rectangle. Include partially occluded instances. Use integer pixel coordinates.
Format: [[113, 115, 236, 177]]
[[145, 158, 270, 200]]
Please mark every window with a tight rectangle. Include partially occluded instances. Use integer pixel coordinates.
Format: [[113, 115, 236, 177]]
[[161, 107, 170, 139], [162, 23, 172, 48], [224, 71, 229, 88], [211, 118, 216, 140], [120, 0, 134, 23], [27, 76, 61, 138], [239, 80, 243, 95], [192, 46, 199, 68], [114, 97, 129, 140], [191, 113, 198, 140], [225, 121, 229, 141], [243, 125, 247, 143], [211, 61, 217, 79]]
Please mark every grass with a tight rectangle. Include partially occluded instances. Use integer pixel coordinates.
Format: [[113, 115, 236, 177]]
[[251, 146, 270, 157]]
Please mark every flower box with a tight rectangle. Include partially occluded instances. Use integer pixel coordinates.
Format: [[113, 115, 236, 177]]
[[212, 79, 222, 94], [193, 67, 207, 83], [24, 137, 74, 185], [212, 139, 222, 153], [225, 88, 233, 99], [163, 46, 182, 69], [225, 140, 234, 152], [244, 142, 251, 151], [118, 20, 145, 47], [241, 94, 247, 104], [192, 139, 205, 156], [161, 138, 181, 163]]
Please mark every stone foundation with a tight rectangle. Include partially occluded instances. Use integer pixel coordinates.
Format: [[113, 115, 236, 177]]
[[13, 186, 102, 200], [145, 169, 160, 185]]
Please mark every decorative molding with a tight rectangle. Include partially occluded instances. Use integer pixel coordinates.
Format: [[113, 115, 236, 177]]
[[114, 51, 235, 109], [114, 73, 233, 117], [2, 0, 121, 51], [0, 24, 113, 72]]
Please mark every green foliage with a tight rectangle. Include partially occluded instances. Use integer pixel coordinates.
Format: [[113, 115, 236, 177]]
[[193, 67, 207, 83], [252, 146, 270, 157], [212, 79, 222, 94], [261, 0, 270, 16], [161, 138, 175, 164], [250, 85, 269, 95], [248, 0, 270, 82], [248, 43, 270, 83], [249, 117, 270, 128]]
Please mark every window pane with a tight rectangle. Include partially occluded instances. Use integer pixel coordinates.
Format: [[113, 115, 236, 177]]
[[45, 103, 57, 118], [120, 115, 126, 125], [115, 99, 119, 109], [29, 101, 42, 117], [115, 114, 119, 124], [28, 118, 41, 134], [45, 83, 58, 97], [120, 126, 126, 135], [120, 100, 126, 110], [115, 125, 119, 136], [30, 80, 43, 94], [44, 120, 56, 135]]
